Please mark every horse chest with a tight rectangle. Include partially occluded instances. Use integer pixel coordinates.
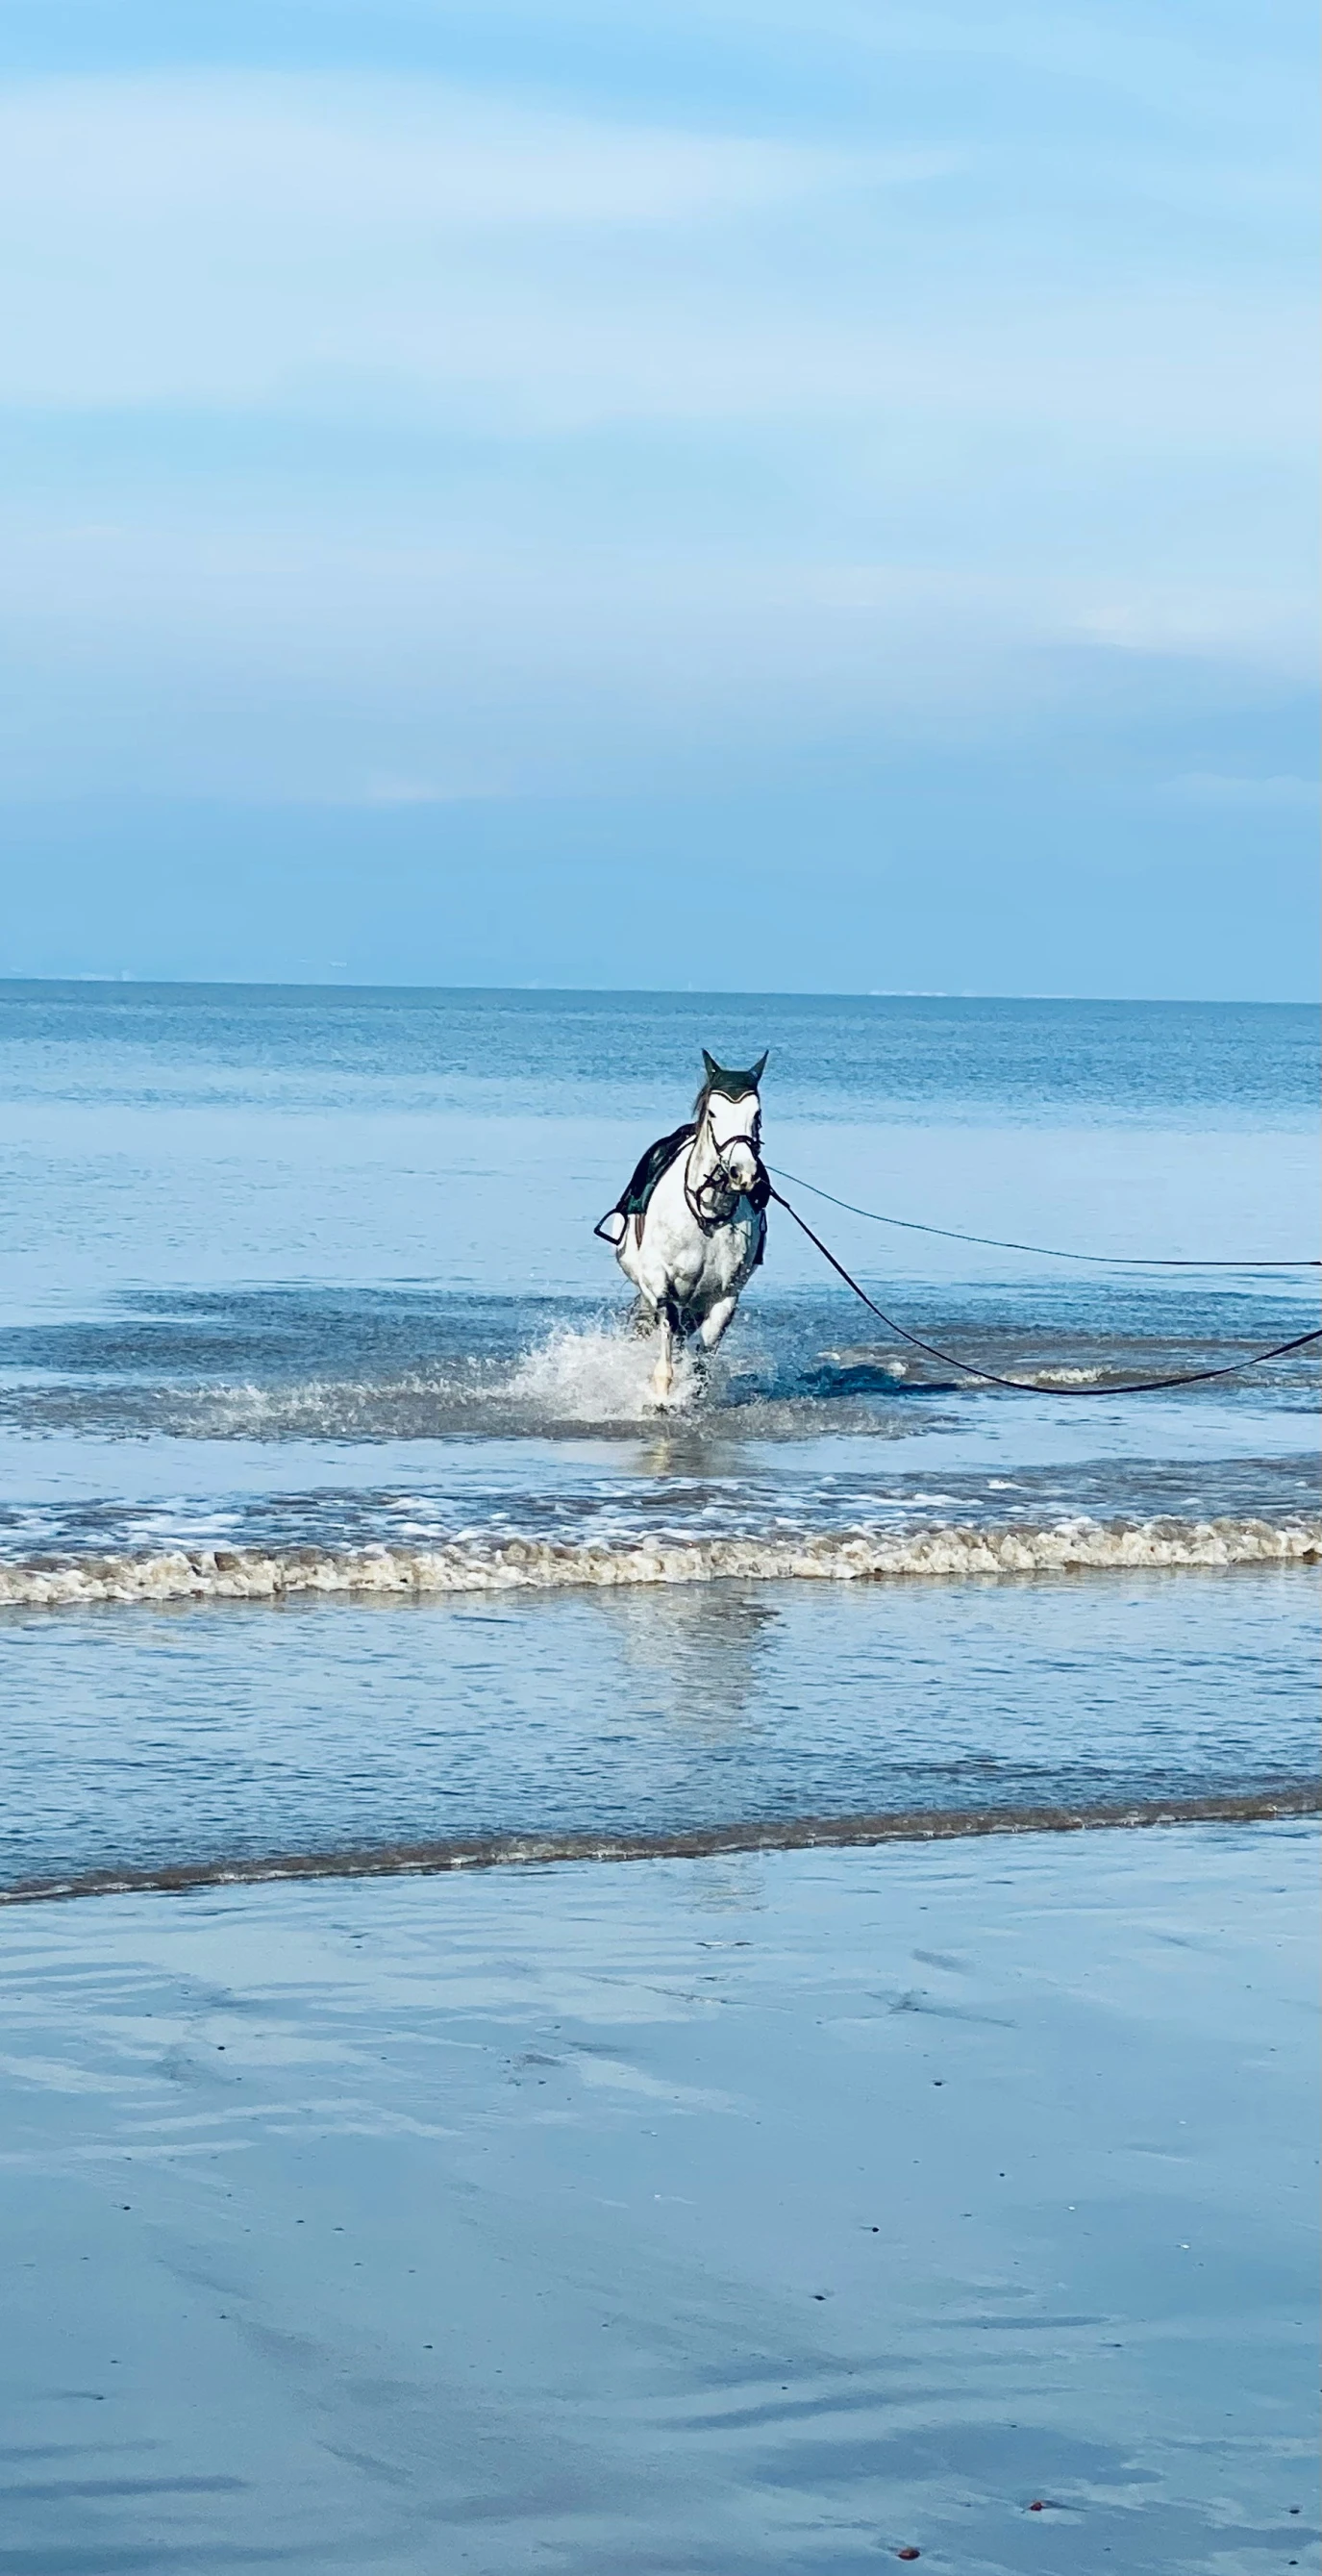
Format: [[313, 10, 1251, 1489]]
[[699, 1213, 760, 1295], [634, 1188, 761, 1306]]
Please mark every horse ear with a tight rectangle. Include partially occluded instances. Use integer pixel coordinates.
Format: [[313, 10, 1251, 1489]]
[[701, 1048, 719, 1082], [751, 1051, 768, 1084]]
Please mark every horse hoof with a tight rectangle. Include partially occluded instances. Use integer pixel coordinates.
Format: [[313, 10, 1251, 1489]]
[[650, 1347, 680, 1401]]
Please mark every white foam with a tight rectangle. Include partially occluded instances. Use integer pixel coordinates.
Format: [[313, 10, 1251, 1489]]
[[157, 1373, 480, 1439], [819, 1347, 911, 1377], [1, 1515, 1316, 1612]]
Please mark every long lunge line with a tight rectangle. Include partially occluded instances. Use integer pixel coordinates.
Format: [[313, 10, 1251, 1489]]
[[768, 1188, 1322, 1396], [767, 1164, 1321, 1271]]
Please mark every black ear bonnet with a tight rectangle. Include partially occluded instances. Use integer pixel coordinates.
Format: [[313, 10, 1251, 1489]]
[[700, 1048, 767, 1098]]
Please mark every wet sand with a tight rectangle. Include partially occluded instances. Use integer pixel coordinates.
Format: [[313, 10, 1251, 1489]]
[[1, 1821, 1317, 2574]]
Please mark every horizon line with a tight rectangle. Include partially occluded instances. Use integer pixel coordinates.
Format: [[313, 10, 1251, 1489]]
[[0, 975, 1316, 1010]]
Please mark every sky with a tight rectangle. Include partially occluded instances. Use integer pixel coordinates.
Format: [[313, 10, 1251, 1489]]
[[0, 0, 1316, 995]]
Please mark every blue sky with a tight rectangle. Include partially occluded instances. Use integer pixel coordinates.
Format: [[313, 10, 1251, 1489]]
[[1, 1, 1316, 993]]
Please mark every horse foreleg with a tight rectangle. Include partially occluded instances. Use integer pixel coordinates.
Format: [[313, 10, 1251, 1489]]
[[650, 1311, 676, 1404], [695, 1292, 738, 1356]]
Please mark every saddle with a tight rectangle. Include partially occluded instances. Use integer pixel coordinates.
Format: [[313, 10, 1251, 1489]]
[[593, 1123, 696, 1242]]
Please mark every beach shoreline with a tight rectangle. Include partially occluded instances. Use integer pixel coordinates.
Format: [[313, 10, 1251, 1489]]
[[3, 1781, 1317, 1908]]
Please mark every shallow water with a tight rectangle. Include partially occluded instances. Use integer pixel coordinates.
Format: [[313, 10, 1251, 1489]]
[[0, 984, 1316, 1882], [1, 1569, 1317, 1897]]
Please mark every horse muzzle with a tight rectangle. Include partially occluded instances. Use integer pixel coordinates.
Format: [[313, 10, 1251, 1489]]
[[719, 1144, 760, 1194]]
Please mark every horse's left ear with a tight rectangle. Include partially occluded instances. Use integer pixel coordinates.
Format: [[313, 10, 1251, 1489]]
[[702, 1048, 719, 1082], [751, 1051, 768, 1085]]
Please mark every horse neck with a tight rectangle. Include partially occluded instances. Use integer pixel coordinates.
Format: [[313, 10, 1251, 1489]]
[[686, 1098, 721, 1187], [685, 1097, 726, 1195]]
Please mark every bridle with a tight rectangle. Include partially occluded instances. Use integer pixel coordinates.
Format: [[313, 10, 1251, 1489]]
[[684, 1095, 763, 1235]]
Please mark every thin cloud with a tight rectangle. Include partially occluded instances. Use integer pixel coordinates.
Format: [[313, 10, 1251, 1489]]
[[0, 45, 1311, 820], [0, 70, 879, 229], [1164, 773, 1321, 809]]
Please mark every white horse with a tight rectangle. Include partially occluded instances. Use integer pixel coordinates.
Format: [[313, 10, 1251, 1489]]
[[596, 1049, 769, 1403]]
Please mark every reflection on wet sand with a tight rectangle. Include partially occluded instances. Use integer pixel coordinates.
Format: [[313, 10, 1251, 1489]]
[[1, 1823, 1314, 2575]]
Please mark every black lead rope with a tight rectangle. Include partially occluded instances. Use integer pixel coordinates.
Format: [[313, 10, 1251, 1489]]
[[766, 1166, 1321, 1270], [766, 1187, 1322, 1396]]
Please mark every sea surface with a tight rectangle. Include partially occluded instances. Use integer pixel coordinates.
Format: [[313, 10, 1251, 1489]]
[[0, 983, 1317, 1895]]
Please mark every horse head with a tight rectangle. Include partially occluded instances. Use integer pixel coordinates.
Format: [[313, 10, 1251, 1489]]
[[696, 1049, 767, 1193]]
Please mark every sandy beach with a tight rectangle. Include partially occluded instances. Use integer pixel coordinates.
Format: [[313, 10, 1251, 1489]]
[[2, 1818, 1315, 2574]]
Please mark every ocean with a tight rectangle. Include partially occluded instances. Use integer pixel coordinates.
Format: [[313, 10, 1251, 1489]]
[[0, 982, 1317, 1895]]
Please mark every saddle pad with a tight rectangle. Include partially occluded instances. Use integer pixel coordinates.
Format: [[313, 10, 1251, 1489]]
[[608, 1122, 697, 1222]]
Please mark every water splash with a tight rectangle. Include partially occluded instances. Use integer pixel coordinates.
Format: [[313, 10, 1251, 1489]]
[[508, 1322, 704, 1422]]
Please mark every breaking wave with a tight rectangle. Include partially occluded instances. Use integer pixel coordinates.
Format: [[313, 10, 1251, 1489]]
[[2, 1513, 1316, 1613]]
